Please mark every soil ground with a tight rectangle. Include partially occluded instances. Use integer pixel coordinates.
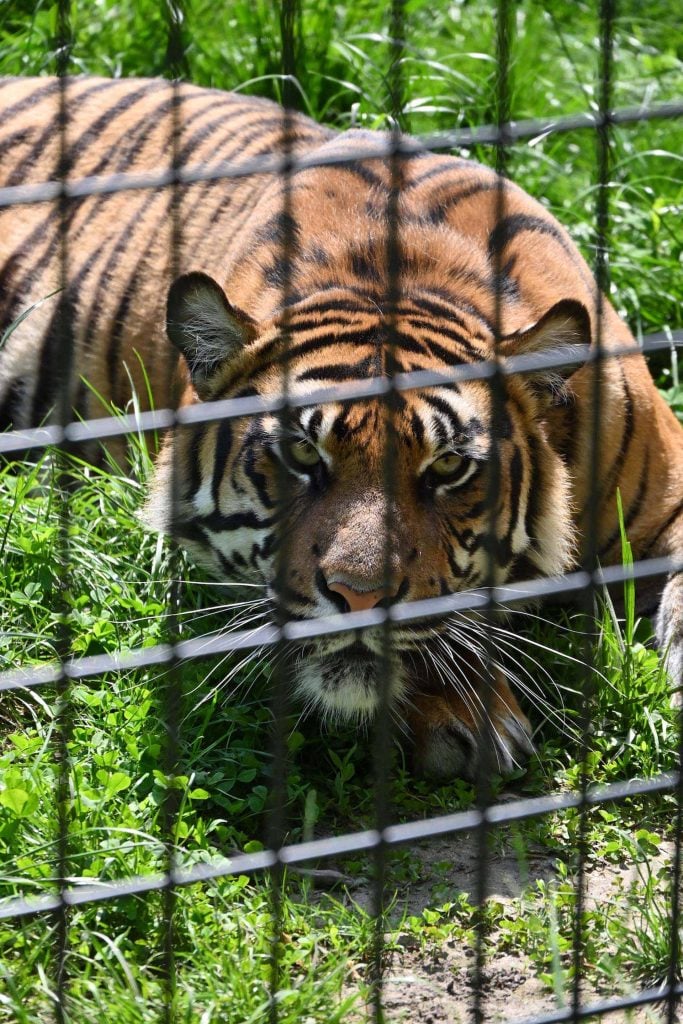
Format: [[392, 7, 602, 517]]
[[341, 834, 674, 1023]]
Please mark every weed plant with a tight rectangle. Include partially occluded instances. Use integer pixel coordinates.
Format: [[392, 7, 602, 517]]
[[1, 0, 682, 1020]]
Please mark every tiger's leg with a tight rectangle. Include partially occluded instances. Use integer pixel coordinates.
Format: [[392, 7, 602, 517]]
[[406, 666, 534, 780]]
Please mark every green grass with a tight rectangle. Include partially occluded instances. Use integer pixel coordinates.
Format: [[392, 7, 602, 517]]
[[1, 445, 680, 1021], [1, 1, 683, 1021]]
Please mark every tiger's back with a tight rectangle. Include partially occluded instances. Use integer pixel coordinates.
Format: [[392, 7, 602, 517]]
[[0, 76, 330, 430]]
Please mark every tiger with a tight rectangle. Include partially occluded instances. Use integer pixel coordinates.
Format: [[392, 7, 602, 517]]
[[1, 76, 682, 780]]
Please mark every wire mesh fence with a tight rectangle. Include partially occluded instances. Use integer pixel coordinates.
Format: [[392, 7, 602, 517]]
[[0, 0, 682, 1021]]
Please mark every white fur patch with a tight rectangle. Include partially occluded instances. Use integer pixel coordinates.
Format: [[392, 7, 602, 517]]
[[293, 649, 408, 723]]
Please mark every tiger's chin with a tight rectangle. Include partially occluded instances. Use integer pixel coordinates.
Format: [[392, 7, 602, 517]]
[[292, 643, 409, 723], [289, 638, 535, 780]]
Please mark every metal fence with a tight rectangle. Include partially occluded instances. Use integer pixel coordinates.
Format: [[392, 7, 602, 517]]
[[1, 0, 682, 1022]]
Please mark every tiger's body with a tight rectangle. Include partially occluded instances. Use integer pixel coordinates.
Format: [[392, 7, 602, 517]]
[[1, 77, 682, 778]]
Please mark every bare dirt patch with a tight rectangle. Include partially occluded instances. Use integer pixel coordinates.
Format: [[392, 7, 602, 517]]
[[341, 834, 674, 1023], [378, 948, 554, 1023]]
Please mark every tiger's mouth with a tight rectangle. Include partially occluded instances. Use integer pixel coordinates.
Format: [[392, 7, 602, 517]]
[[290, 634, 410, 721]]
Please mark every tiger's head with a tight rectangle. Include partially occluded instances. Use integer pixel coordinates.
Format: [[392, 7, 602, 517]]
[[148, 264, 589, 775]]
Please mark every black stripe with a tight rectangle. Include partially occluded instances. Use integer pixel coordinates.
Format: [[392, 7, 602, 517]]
[[306, 408, 323, 440], [403, 317, 479, 359], [404, 159, 474, 190], [332, 407, 372, 440], [404, 306, 474, 336], [0, 378, 25, 432], [350, 248, 383, 284], [287, 298, 378, 320], [598, 367, 634, 504], [392, 328, 444, 358], [278, 330, 382, 363], [446, 545, 469, 580], [488, 214, 576, 263], [243, 446, 275, 510], [460, 496, 488, 520], [508, 554, 539, 584], [419, 333, 481, 369], [642, 496, 683, 559], [252, 530, 278, 567], [408, 289, 493, 335], [28, 244, 103, 426], [198, 509, 275, 532], [427, 180, 502, 224], [283, 327, 419, 364], [598, 459, 650, 560], [523, 434, 541, 547], [6, 79, 164, 189], [554, 393, 578, 464], [211, 418, 233, 504], [623, 464, 649, 533], [499, 445, 524, 565], [295, 355, 375, 383], [184, 423, 209, 504], [308, 158, 386, 193], [174, 520, 210, 547], [0, 78, 66, 127], [255, 209, 300, 247], [30, 290, 77, 426], [446, 520, 483, 554], [410, 410, 425, 446], [2, 125, 40, 155], [421, 393, 462, 436], [282, 286, 381, 312]]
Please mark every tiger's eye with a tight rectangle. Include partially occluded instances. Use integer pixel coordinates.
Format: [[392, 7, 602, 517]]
[[430, 452, 463, 477], [289, 438, 321, 467]]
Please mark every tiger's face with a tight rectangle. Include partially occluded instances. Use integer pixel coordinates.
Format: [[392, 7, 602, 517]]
[[149, 271, 588, 774], [177, 386, 498, 717]]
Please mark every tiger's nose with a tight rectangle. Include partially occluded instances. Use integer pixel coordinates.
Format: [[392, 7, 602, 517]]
[[326, 579, 396, 614]]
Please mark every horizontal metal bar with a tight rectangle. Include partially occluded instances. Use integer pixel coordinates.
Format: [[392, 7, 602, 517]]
[[518, 981, 683, 1024], [0, 771, 676, 921], [1, 332, 680, 456], [0, 98, 682, 212], [1, 555, 679, 696], [636, 326, 683, 349]]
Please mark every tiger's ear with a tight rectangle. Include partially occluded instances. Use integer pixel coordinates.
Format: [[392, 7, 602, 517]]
[[166, 271, 257, 398], [501, 299, 591, 404]]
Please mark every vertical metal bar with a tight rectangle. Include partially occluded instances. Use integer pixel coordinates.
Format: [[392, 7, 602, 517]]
[[370, 4, 405, 1021], [471, 0, 511, 1020], [162, 3, 188, 1021], [570, 1, 614, 1020], [280, 0, 298, 111], [665, 727, 683, 1022], [53, 2, 74, 1020], [267, 3, 300, 1020]]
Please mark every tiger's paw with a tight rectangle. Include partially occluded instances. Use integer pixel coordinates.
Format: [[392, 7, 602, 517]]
[[407, 686, 535, 782]]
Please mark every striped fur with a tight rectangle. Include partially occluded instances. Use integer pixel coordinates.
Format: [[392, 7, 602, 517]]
[[1, 77, 681, 778]]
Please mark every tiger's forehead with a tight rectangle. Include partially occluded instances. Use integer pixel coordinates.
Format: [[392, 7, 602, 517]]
[[260, 381, 491, 457]]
